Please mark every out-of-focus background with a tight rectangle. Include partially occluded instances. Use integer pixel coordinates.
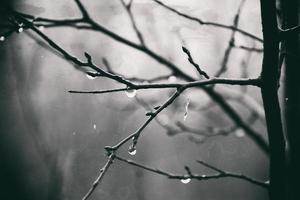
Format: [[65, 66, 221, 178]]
[[0, 0, 268, 199]]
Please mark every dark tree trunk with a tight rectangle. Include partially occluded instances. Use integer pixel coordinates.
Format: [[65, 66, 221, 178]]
[[280, 1, 300, 200], [259, 0, 286, 199]]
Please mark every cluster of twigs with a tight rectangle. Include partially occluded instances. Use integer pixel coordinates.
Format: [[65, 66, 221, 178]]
[[1, 0, 299, 199]]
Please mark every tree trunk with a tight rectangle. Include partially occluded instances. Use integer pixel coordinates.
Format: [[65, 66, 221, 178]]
[[259, 0, 286, 199], [280, 1, 300, 200]]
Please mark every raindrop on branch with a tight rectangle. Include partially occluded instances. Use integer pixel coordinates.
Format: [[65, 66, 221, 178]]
[[125, 89, 137, 98], [235, 129, 245, 137], [183, 98, 190, 121], [86, 74, 96, 80], [180, 177, 191, 184], [18, 27, 24, 33], [0, 36, 5, 42], [128, 144, 137, 156], [168, 75, 177, 83], [93, 124, 97, 130], [38, 26, 45, 31]]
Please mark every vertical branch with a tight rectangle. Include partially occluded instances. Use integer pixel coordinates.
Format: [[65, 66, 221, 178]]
[[259, 0, 286, 199]]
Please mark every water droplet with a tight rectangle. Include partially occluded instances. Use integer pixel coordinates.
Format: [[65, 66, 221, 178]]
[[285, 98, 288, 101], [93, 124, 97, 130], [125, 89, 137, 98], [0, 36, 5, 42], [18, 27, 24, 33], [128, 145, 137, 156], [38, 26, 45, 31], [265, 180, 270, 184], [183, 98, 190, 121], [86, 74, 96, 80], [168, 75, 177, 83], [180, 177, 191, 184], [72, 132, 76, 135], [235, 129, 245, 137], [159, 114, 170, 126]]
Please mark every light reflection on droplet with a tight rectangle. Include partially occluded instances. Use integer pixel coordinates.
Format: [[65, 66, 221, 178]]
[[18, 27, 24, 33], [93, 124, 97, 130], [128, 144, 137, 156], [125, 89, 137, 98], [183, 98, 190, 121], [0, 36, 5, 42], [180, 178, 191, 184], [86, 74, 96, 80], [168, 75, 177, 83], [159, 114, 170, 126], [235, 129, 245, 137], [38, 26, 45, 31]]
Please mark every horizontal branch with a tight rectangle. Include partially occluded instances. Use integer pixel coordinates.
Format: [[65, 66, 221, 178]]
[[279, 25, 300, 39], [115, 155, 269, 188], [69, 78, 261, 94]]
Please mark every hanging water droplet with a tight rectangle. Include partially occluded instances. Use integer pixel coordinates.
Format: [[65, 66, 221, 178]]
[[168, 75, 177, 83], [18, 27, 24, 33], [86, 74, 96, 80], [125, 89, 137, 98], [285, 98, 288, 101], [183, 98, 190, 121], [235, 129, 245, 137], [180, 177, 191, 184], [159, 114, 170, 126], [38, 26, 45, 31], [93, 124, 97, 130], [0, 36, 5, 42], [128, 145, 137, 156]]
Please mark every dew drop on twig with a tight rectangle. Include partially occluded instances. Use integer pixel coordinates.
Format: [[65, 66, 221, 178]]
[[18, 27, 24, 33], [125, 89, 137, 98], [86, 74, 96, 80], [180, 177, 191, 184], [128, 144, 137, 156], [38, 26, 45, 31], [235, 129, 245, 137], [168, 75, 177, 83], [0, 36, 5, 42], [183, 98, 190, 121]]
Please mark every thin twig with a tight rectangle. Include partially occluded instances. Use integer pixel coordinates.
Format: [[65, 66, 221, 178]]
[[182, 46, 210, 79], [82, 154, 115, 200]]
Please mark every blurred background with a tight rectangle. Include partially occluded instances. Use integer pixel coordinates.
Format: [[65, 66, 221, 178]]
[[0, 0, 269, 199]]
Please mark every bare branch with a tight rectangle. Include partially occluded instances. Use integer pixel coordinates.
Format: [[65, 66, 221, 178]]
[[115, 155, 269, 188], [119, 0, 146, 46], [215, 0, 246, 77], [82, 154, 115, 200], [182, 46, 210, 79], [152, 0, 263, 43]]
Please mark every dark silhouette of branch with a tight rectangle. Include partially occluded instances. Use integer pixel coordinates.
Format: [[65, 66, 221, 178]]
[[114, 155, 269, 188], [152, 0, 263, 43], [279, 25, 300, 39], [259, 0, 286, 199], [82, 154, 115, 200], [215, 0, 246, 77], [119, 0, 146, 46], [182, 46, 210, 79], [69, 77, 261, 94], [8, 5, 269, 154]]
